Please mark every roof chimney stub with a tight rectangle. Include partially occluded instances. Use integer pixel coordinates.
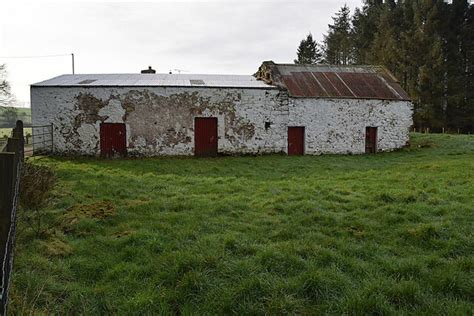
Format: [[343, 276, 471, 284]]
[[141, 66, 156, 74]]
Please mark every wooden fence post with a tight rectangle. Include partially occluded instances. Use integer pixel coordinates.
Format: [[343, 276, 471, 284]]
[[14, 120, 24, 162], [0, 153, 15, 228], [0, 120, 24, 314], [0, 153, 15, 315]]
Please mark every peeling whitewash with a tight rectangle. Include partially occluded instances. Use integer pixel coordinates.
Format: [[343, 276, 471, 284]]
[[31, 86, 412, 156]]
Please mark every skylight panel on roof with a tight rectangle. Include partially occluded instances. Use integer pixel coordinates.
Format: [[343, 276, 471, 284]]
[[190, 79, 205, 85], [78, 79, 97, 84]]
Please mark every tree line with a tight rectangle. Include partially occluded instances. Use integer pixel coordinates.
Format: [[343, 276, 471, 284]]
[[295, 0, 473, 133]]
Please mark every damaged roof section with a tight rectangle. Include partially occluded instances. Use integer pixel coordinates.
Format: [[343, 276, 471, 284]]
[[32, 74, 277, 89], [255, 61, 411, 101]]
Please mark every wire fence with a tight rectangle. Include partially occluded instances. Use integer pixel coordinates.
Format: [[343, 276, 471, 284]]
[[0, 121, 24, 315]]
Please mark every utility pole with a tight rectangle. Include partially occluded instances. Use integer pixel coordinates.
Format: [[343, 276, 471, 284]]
[[71, 53, 75, 74]]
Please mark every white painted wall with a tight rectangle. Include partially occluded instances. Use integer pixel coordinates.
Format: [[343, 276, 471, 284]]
[[31, 86, 412, 156], [289, 98, 413, 154], [31, 86, 288, 156]]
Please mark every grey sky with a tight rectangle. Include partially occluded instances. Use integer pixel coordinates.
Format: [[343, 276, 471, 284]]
[[1, 0, 361, 104]]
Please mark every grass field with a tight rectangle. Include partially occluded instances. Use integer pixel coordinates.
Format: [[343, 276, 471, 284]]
[[0, 127, 32, 138], [10, 134, 474, 314], [0, 127, 13, 138]]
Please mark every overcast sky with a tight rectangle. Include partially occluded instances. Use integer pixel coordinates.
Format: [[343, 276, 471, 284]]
[[1, 0, 361, 105]]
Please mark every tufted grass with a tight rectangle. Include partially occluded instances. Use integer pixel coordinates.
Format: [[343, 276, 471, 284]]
[[9, 133, 474, 314]]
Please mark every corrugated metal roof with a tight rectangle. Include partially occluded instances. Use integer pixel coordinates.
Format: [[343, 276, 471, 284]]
[[255, 61, 411, 101], [32, 73, 276, 89]]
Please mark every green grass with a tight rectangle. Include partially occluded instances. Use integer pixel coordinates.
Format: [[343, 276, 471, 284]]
[[0, 127, 32, 138], [10, 133, 474, 314], [0, 106, 31, 117], [0, 127, 13, 138]]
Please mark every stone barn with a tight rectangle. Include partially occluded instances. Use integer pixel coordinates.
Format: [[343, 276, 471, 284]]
[[30, 61, 413, 157]]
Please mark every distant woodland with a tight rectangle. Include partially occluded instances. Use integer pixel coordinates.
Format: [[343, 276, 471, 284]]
[[0, 107, 31, 128], [295, 0, 473, 133]]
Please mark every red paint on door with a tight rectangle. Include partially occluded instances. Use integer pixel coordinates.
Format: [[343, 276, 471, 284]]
[[365, 127, 377, 153], [288, 127, 305, 155], [100, 123, 127, 157], [194, 117, 218, 157]]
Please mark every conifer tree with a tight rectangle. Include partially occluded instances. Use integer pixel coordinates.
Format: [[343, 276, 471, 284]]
[[294, 33, 323, 64], [352, 0, 384, 64], [368, 5, 401, 72], [324, 5, 354, 65], [410, 0, 447, 129], [311, 0, 473, 132], [444, 0, 473, 132]]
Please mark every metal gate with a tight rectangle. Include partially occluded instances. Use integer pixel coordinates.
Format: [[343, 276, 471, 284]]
[[26, 124, 53, 155], [194, 117, 218, 157]]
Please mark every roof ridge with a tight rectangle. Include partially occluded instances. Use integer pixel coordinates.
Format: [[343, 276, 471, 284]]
[[30, 73, 278, 89], [49, 73, 255, 77], [275, 63, 385, 69]]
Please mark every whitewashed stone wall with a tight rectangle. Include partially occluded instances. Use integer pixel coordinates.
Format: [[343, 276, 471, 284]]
[[31, 86, 412, 156], [288, 98, 413, 154], [31, 86, 288, 156]]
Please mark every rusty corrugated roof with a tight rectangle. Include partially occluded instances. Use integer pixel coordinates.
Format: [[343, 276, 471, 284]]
[[255, 61, 411, 101]]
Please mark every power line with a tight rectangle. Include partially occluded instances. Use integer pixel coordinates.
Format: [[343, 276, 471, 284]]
[[0, 53, 75, 74], [0, 54, 71, 59]]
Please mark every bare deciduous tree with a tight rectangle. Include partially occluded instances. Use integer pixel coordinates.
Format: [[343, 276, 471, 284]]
[[0, 64, 16, 106]]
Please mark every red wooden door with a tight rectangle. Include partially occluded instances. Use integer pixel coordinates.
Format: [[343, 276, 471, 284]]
[[194, 117, 218, 157], [288, 127, 305, 156], [100, 123, 127, 157], [365, 127, 377, 154]]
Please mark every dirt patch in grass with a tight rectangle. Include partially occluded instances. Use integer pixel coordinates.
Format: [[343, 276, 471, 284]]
[[405, 224, 441, 243], [113, 230, 134, 238], [416, 139, 436, 148], [40, 237, 73, 257], [60, 200, 116, 233]]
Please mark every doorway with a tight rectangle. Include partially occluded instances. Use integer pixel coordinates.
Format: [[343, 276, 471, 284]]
[[365, 126, 377, 154], [288, 127, 305, 156], [194, 117, 218, 157], [100, 123, 127, 158]]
